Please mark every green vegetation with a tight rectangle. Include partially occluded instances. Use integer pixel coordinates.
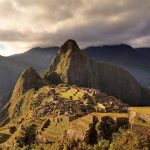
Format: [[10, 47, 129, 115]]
[[33, 129, 150, 150], [129, 107, 150, 114], [91, 112, 128, 118], [59, 88, 85, 100], [110, 129, 150, 150], [133, 120, 150, 128], [129, 107, 150, 127]]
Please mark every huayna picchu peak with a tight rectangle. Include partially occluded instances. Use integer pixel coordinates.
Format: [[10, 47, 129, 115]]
[[60, 39, 81, 53], [0, 39, 150, 149]]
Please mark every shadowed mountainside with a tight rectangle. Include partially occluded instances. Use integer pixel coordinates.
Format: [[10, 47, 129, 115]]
[[84, 45, 150, 88]]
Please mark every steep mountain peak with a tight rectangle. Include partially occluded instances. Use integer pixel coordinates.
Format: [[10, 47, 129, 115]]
[[9, 67, 46, 116], [47, 39, 88, 85], [12, 67, 45, 98], [59, 39, 80, 54], [48, 39, 86, 75], [20, 67, 40, 80]]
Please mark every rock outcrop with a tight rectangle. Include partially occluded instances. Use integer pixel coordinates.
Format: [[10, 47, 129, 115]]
[[11, 67, 44, 101], [42, 71, 62, 85], [9, 67, 46, 116], [45, 39, 142, 105]]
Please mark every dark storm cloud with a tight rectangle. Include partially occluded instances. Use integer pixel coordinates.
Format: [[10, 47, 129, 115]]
[[0, 0, 150, 55]]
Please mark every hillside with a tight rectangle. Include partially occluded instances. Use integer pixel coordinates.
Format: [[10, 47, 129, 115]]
[[4, 64, 128, 121], [0, 78, 128, 148], [0, 81, 149, 149], [0, 47, 57, 108], [84, 45, 150, 88]]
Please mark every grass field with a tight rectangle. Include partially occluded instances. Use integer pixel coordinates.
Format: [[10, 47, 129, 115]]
[[70, 112, 128, 131], [40, 122, 69, 142], [91, 112, 128, 118], [59, 88, 85, 100], [129, 107, 150, 127], [129, 107, 150, 115]]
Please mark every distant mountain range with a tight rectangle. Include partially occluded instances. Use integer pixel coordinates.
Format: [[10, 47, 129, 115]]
[[0, 43, 150, 107]]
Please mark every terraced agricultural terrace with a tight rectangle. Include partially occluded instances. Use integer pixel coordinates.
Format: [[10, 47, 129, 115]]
[[0, 85, 129, 148]]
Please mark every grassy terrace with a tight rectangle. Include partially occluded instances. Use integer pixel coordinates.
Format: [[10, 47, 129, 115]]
[[59, 88, 85, 100], [129, 107, 150, 127], [91, 112, 128, 118], [129, 107, 150, 115], [41, 123, 69, 142], [71, 114, 93, 131], [70, 112, 128, 131], [133, 121, 150, 128]]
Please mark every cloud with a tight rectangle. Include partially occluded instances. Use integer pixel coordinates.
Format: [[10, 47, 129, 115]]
[[0, 0, 150, 55]]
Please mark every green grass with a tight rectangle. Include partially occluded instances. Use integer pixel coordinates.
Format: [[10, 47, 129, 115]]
[[70, 113, 128, 131], [129, 107, 150, 127], [129, 107, 150, 115], [91, 112, 128, 118], [41, 123, 69, 142], [71, 116, 92, 131], [133, 121, 150, 127], [59, 88, 85, 100]]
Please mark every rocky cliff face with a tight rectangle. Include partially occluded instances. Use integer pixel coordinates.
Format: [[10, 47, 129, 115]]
[[48, 39, 92, 86], [45, 39, 142, 105], [11, 67, 43, 100]]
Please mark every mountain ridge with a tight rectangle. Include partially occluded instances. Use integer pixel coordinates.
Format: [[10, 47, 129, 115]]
[[0, 42, 150, 108], [84, 45, 150, 88]]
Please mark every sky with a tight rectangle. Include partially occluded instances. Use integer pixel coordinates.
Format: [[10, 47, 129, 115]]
[[0, 0, 150, 56]]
